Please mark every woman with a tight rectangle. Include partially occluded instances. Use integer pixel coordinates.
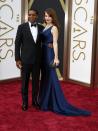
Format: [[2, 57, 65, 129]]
[[39, 8, 91, 116]]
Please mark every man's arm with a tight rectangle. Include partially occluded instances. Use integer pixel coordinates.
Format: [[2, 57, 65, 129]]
[[15, 25, 22, 69]]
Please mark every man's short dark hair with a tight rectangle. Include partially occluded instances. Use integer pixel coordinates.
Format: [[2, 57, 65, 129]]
[[28, 9, 39, 15]]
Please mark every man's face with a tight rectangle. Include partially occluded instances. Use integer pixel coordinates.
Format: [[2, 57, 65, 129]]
[[28, 10, 38, 23]]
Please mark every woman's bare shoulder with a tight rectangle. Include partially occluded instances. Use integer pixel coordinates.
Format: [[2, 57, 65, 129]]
[[51, 25, 58, 32]]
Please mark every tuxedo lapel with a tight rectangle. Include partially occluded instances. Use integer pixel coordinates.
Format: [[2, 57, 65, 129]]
[[26, 22, 35, 43], [36, 24, 40, 43]]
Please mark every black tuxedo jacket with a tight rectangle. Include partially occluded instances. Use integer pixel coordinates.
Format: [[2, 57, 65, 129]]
[[15, 22, 44, 64]]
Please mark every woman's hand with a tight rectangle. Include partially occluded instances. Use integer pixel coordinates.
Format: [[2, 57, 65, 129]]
[[53, 59, 60, 66]]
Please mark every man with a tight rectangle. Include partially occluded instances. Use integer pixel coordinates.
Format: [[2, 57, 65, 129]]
[[15, 9, 44, 111]]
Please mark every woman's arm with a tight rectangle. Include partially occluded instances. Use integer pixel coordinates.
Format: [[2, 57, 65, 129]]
[[51, 26, 59, 65]]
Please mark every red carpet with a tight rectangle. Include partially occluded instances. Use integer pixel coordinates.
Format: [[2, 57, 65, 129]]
[[0, 80, 98, 131]]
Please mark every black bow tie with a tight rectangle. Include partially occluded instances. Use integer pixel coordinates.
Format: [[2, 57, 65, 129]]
[[31, 23, 37, 27]]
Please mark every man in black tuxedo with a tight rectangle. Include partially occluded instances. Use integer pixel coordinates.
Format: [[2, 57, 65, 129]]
[[15, 9, 44, 111]]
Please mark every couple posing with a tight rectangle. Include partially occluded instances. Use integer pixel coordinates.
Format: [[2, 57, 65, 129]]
[[15, 8, 91, 116]]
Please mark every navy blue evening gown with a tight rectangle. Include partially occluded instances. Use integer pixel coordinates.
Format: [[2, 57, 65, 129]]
[[39, 26, 91, 116]]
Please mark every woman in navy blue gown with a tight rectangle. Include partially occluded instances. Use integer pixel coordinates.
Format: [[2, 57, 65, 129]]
[[39, 8, 91, 116]]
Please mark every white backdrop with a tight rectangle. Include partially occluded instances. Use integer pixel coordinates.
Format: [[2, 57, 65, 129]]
[[68, 0, 95, 84], [0, 0, 21, 80]]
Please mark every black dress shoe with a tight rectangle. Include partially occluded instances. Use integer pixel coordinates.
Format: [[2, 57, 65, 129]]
[[32, 102, 40, 109], [22, 104, 28, 111]]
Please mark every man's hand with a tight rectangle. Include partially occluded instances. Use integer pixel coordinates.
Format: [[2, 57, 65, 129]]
[[16, 60, 22, 69]]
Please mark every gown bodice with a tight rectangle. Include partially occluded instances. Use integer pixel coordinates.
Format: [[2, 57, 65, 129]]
[[41, 26, 54, 66], [41, 26, 53, 45]]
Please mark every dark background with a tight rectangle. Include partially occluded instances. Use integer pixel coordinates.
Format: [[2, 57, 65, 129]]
[[31, 0, 65, 74]]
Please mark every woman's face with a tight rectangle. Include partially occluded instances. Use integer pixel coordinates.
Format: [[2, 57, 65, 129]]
[[44, 12, 53, 24]]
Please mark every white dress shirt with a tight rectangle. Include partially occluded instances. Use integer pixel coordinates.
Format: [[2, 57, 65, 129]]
[[29, 22, 38, 43]]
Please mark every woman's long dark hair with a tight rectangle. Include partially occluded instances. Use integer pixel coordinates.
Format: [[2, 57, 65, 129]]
[[44, 8, 60, 31]]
